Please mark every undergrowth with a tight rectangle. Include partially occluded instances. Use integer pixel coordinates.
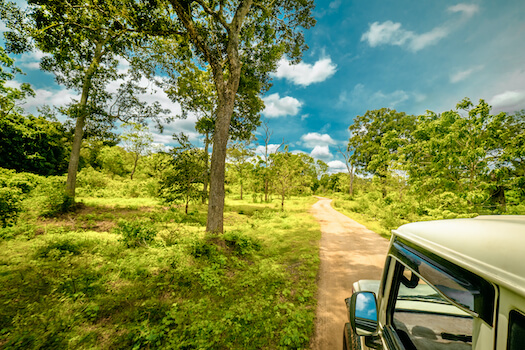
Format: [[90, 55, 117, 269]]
[[0, 195, 320, 349]]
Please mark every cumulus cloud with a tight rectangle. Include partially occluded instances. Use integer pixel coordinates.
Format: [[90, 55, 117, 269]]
[[361, 4, 479, 52], [310, 145, 333, 162], [255, 144, 283, 158], [262, 93, 302, 118], [273, 57, 337, 86], [450, 65, 484, 83], [300, 132, 337, 148], [327, 160, 348, 174], [361, 21, 449, 52], [490, 90, 525, 111]]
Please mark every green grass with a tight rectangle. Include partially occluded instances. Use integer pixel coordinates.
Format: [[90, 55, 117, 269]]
[[0, 194, 320, 349]]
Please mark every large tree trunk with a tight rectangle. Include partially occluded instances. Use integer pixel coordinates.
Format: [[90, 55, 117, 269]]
[[65, 41, 104, 198], [65, 112, 86, 197], [206, 98, 235, 233]]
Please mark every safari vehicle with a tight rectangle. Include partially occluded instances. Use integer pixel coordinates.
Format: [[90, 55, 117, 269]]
[[344, 215, 525, 350]]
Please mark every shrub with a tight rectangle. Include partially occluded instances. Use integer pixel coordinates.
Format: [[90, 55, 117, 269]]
[[114, 219, 157, 247], [224, 230, 262, 256], [0, 186, 22, 227], [35, 177, 74, 217]]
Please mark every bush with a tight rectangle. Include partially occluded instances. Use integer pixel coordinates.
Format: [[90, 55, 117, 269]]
[[35, 177, 74, 217], [0, 186, 22, 227], [114, 219, 157, 247], [224, 230, 262, 256]]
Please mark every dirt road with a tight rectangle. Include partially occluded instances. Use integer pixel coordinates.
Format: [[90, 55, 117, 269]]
[[309, 197, 390, 350]]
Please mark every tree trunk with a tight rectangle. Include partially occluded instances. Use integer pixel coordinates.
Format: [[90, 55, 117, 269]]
[[206, 97, 235, 233], [240, 179, 243, 200], [65, 112, 86, 197], [130, 153, 139, 180], [65, 41, 104, 198], [264, 178, 268, 202]]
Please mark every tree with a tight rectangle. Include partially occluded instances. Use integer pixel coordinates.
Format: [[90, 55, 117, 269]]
[[155, 0, 315, 233], [256, 121, 284, 202], [269, 147, 312, 210], [97, 146, 129, 177], [349, 108, 416, 197], [160, 148, 206, 214], [0, 46, 34, 117], [1, 0, 171, 199], [0, 113, 70, 175], [227, 140, 255, 200], [338, 146, 356, 196], [402, 98, 515, 212], [120, 122, 154, 180]]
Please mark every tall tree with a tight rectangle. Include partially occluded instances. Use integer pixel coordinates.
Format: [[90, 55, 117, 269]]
[[120, 122, 154, 180], [402, 98, 514, 212], [157, 0, 315, 233], [1, 0, 171, 199], [270, 147, 313, 210], [349, 108, 416, 196], [256, 121, 283, 202], [338, 146, 355, 196]]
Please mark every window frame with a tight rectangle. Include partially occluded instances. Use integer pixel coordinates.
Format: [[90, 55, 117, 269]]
[[389, 238, 495, 326]]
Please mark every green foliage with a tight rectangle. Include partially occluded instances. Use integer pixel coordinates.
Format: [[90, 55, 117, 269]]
[[34, 176, 74, 217], [0, 183, 319, 349], [0, 112, 70, 175], [224, 230, 262, 256], [97, 146, 129, 177], [114, 219, 157, 248], [159, 149, 206, 213], [0, 186, 22, 227]]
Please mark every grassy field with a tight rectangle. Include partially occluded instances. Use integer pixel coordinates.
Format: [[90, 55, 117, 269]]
[[0, 195, 320, 349]]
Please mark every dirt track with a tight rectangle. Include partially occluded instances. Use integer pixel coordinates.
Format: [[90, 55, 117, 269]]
[[309, 197, 390, 350]]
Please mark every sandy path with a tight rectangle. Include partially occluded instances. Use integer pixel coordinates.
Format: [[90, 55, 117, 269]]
[[309, 197, 390, 350]]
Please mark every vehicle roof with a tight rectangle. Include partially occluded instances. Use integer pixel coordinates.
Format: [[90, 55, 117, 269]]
[[392, 215, 525, 296]]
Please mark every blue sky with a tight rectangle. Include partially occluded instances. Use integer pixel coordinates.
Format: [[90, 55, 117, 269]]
[[6, 0, 525, 173]]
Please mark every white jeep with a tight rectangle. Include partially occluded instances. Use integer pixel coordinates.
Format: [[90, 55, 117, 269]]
[[344, 215, 525, 350]]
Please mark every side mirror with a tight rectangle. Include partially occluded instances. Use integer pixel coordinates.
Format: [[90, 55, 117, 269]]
[[349, 291, 379, 336]]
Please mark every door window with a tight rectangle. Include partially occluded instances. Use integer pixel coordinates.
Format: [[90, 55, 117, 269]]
[[508, 310, 525, 350], [392, 264, 473, 350]]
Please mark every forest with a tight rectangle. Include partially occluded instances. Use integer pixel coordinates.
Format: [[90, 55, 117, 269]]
[[1, 0, 525, 348]]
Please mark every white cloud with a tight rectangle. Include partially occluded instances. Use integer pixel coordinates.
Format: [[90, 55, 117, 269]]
[[450, 65, 484, 83], [273, 57, 337, 86], [409, 27, 449, 51], [361, 21, 450, 52], [490, 91, 525, 111], [448, 4, 479, 18], [327, 160, 348, 173], [301, 132, 337, 147], [361, 4, 479, 52], [361, 21, 412, 48], [262, 93, 302, 118], [310, 145, 333, 162], [255, 144, 282, 158], [18, 50, 48, 70]]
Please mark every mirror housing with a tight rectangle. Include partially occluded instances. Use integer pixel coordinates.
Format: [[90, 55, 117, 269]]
[[349, 291, 379, 336]]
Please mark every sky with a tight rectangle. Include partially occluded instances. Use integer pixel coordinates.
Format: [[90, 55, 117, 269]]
[[5, 0, 525, 173]]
